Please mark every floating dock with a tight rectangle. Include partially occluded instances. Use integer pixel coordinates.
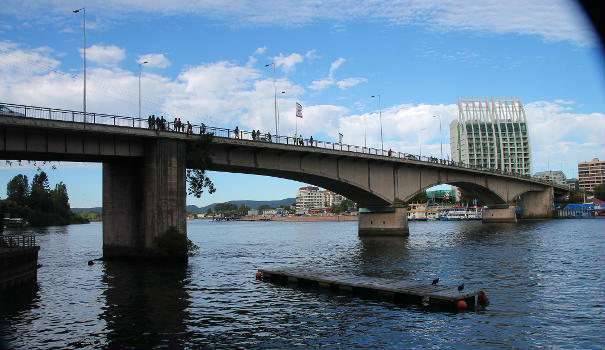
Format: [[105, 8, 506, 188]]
[[258, 267, 485, 310]]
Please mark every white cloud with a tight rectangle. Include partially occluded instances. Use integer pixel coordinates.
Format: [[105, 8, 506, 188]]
[[254, 46, 267, 55], [336, 77, 367, 89], [274, 52, 304, 72], [138, 53, 171, 68], [83, 44, 125, 66], [329, 58, 345, 75], [2, 0, 594, 46], [0, 41, 60, 79]]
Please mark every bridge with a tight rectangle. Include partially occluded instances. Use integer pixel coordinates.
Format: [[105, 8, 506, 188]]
[[0, 102, 568, 259]]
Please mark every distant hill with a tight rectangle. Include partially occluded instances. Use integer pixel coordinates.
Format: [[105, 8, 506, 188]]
[[188, 198, 296, 213], [74, 198, 297, 215], [72, 207, 102, 215]]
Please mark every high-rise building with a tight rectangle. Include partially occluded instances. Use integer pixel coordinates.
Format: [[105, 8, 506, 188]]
[[295, 186, 324, 213], [321, 190, 344, 207], [533, 170, 566, 186], [450, 97, 532, 176], [578, 158, 605, 191]]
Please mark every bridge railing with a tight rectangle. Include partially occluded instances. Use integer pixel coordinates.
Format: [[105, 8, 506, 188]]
[[0, 102, 562, 188], [0, 234, 37, 248]]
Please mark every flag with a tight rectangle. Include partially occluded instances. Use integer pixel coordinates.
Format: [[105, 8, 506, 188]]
[[296, 103, 303, 118]]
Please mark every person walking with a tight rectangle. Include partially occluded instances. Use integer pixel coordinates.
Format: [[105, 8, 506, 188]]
[[309, 135, 314, 147], [234, 126, 239, 138]]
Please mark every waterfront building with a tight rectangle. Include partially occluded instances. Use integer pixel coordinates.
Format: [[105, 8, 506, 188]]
[[533, 170, 566, 186], [426, 189, 456, 203], [321, 190, 345, 207], [450, 97, 532, 176], [578, 158, 605, 192], [295, 186, 324, 213], [565, 178, 579, 190]]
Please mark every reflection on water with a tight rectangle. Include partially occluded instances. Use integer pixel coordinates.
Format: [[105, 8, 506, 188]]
[[0, 220, 603, 349], [100, 261, 190, 350]]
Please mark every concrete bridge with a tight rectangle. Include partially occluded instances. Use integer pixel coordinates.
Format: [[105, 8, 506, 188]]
[[0, 103, 568, 259]]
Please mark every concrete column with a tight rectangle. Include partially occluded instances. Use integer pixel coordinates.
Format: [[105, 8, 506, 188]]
[[520, 187, 554, 219], [482, 205, 517, 223], [358, 206, 409, 236], [103, 139, 187, 259]]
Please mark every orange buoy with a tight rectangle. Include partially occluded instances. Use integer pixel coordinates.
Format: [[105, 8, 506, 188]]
[[255, 271, 262, 280], [456, 300, 467, 309], [478, 291, 489, 306]]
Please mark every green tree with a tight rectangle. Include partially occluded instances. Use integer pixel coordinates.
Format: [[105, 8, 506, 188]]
[[50, 182, 70, 217], [238, 203, 250, 215], [30, 171, 52, 211], [458, 188, 484, 206], [410, 191, 428, 203], [593, 183, 605, 201], [257, 204, 273, 211], [186, 134, 216, 198], [214, 202, 238, 213], [7, 174, 29, 206]]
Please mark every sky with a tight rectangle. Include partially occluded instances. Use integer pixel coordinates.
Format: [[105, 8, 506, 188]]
[[0, 0, 604, 208]]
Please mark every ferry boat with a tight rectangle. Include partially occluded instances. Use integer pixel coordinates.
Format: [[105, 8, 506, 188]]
[[440, 206, 482, 221], [407, 203, 428, 221]]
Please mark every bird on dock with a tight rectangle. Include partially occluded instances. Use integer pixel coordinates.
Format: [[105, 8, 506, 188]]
[[432, 278, 439, 285], [457, 283, 464, 292]]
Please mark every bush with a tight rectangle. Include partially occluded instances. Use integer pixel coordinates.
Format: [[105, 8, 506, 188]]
[[152, 226, 199, 259]]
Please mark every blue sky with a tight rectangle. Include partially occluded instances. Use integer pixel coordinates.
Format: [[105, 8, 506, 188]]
[[0, 0, 604, 208]]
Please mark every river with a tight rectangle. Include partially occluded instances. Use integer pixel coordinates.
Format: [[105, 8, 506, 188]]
[[1, 219, 604, 349]]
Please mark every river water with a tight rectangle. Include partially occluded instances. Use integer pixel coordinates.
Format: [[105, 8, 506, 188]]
[[1, 219, 604, 349]]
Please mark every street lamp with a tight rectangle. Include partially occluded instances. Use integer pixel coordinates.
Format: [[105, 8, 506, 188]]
[[277, 90, 285, 140], [370, 95, 383, 154], [264, 63, 278, 138], [419, 127, 427, 158], [433, 115, 442, 159], [73, 8, 86, 122], [363, 113, 367, 149], [138, 61, 148, 122]]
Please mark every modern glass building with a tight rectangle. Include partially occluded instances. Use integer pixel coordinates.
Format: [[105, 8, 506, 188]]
[[450, 97, 532, 176]]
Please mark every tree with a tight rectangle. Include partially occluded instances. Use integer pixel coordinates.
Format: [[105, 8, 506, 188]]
[[238, 203, 250, 215], [214, 203, 238, 213], [257, 204, 273, 211], [50, 182, 70, 217], [410, 191, 428, 203], [594, 183, 605, 201], [458, 188, 484, 206], [30, 171, 52, 211], [6, 174, 29, 206], [186, 134, 216, 198]]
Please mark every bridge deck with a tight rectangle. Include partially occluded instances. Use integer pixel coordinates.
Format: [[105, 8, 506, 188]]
[[259, 267, 482, 309]]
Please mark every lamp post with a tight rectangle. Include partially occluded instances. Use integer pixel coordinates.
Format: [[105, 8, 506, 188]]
[[419, 127, 427, 158], [433, 115, 442, 159], [370, 95, 383, 154], [73, 7, 86, 122], [138, 61, 148, 123], [277, 91, 285, 140], [264, 63, 278, 138], [363, 113, 367, 149]]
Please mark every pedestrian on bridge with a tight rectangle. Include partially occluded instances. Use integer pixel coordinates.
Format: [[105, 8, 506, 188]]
[[252, 130, 257, 140], [309, 135, 314, 147], [200, 123, 206, 134], [234, 126, 239, 138]]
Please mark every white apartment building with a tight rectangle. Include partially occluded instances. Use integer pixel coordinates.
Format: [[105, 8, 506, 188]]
[[321, 190, 344, 207], [578, 158, 605, 192], [450, 97, 532, 176], [295, 186, 324, 213], [533, 170, 566, 186]]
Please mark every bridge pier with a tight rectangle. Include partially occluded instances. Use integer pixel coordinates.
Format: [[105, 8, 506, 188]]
[[103, 139, 187, 260], [482, 205, 517, 223], [358, 206, 409, 236], [520, 188, 554, 219]]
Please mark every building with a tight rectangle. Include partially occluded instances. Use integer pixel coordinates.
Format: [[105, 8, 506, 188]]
[[295, 186, 324, 213], [321, 190, 345, 207], [533, 170, 566, 186], [578, 158, 605, 192], [426, 189, 456, 203], [565, 178, 579, 190], [450, 97, 532, 176]]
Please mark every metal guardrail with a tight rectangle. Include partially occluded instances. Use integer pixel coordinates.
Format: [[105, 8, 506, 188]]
[[0, 102, 566, 189], [0, 234, 37, 248]]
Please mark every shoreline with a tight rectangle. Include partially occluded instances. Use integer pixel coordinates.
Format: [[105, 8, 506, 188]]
[[239, 215, 358, 222]]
